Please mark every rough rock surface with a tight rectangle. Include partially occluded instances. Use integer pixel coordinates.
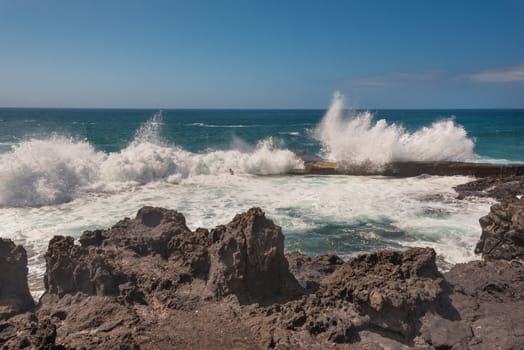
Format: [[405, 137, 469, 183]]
[[454, 175, 524, 201], [43, 206, 301, 306], [321, 248, 444, 338], [243, 247, 453, 349], [0, 313, 60, 349], [286, 252, 344, 292], [475, 198, 524, 260], [2, 205, 524, 349], [444, 259, 524, 349], [0, 239, 34, 320], [455, 175, 524, 261]]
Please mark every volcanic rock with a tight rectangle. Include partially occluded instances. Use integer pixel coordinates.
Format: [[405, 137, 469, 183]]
[[286, 252, 344, 292], [0, 239, 34, 320], [443, 259, 524, 349], [475, 198, 524, 260], [42, 206, 301, 307], [0, 313, 61, 350], [454, 175, 524, 201], [321, 248, 444, 338]]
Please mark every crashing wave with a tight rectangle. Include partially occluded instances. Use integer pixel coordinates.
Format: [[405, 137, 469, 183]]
[[314, 92, 476, 170], [0, 113, 303, 207]]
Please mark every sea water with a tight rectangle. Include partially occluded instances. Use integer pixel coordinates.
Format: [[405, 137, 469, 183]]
[[1, 93, 523, 295]]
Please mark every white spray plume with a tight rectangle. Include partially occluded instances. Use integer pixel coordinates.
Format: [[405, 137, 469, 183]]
[[0, 113, 303, 207], [314, 92, 476, 169]]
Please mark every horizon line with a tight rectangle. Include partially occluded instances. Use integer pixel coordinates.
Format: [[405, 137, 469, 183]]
[[1, 106, 524, 111]]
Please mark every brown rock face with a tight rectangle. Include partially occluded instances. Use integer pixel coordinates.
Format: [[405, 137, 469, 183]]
[[0, 313, 59, 349], [475, 198, 524, 260], [287, 252, 344, 292], [207, 207, 301, 302], [43, 206, 301, 306], [0, 239, 34, 320], [321, 248, 443, 338], [444, 260, 524, 349], [454, 175, 524, 200]]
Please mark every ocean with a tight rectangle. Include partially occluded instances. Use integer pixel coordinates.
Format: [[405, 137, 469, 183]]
[[1, 96, 524, 295]]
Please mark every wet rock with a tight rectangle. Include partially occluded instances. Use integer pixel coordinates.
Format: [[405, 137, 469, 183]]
[[0, 239, 34, 320], [475, 198, 524, 260]]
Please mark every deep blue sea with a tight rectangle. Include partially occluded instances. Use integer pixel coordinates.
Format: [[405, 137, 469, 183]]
[[1, 104, 523, 295]]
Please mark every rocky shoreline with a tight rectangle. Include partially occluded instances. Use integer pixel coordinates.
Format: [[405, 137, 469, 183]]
[[1, 176, 523, 349]]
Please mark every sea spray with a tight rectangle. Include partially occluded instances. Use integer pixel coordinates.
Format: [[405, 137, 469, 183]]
[[0, 136, 103, 207], [0, 113, 303, 207], [315, 92, 476, 169]]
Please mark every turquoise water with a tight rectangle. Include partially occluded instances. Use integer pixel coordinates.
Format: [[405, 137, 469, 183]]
[[1, 108, 523, 161], [0, 105, 522, 293]]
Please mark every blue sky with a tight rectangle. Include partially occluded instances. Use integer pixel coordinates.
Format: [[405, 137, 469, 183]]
[[0, 0, 523, 108]]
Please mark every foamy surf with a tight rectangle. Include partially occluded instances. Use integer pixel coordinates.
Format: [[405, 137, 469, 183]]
[[0, 174, 493, 296], [0, 112, 304, 207]]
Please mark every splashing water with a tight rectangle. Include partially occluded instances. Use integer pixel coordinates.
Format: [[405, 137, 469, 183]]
[[314, 92, 476, 170], [0, 113, 304, 207]]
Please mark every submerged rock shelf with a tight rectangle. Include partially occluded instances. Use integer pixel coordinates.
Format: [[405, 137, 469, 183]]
[[291, 153, 524, 177]]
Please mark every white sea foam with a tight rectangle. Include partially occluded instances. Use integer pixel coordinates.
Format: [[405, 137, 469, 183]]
[[315, 92, 476, 169], [0, 174, 493, 296], [0, 136, 104, 207], [0, 113, 303, 207]]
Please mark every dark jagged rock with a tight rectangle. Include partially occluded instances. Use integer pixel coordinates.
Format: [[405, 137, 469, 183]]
[[206, 208, 302, 302], [43, 206, 301, 307], [0, 239, 34, 320], [321, 248, 443, 338], [454, 175, 524, 200], [245, 247, 459, 348], [475, 198, 524, 260]]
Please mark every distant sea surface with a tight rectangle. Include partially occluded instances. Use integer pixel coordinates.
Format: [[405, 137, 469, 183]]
[[1, 105, 523, 295], [1, 108, 524, 161]]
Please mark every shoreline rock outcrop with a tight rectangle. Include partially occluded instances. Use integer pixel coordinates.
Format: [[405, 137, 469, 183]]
[[1, 198, 524, 349], [0, 239, 34, 320], [455, 175, 524, 261], [475, 198, 524, 260]]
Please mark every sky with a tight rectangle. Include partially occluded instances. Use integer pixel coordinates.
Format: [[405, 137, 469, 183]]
[[0, 0, 523, 109]]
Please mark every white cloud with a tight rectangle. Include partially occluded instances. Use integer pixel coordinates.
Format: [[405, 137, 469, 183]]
[[469, 63, 524, 82]]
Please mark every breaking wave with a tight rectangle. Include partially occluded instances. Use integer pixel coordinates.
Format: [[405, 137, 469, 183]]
[[0, 112, 303, 207], [315, 92, 476, 169]]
